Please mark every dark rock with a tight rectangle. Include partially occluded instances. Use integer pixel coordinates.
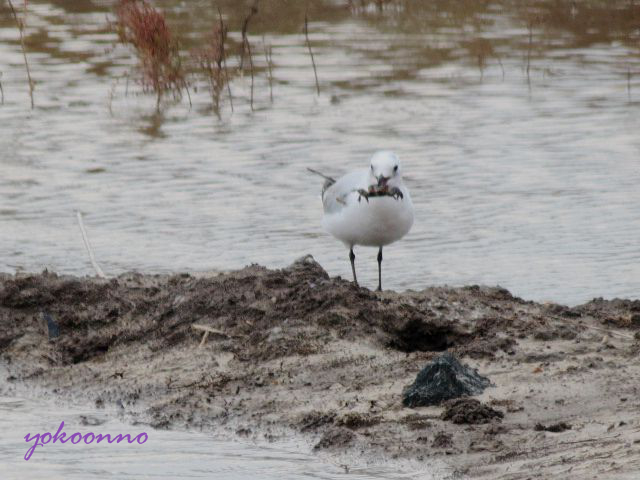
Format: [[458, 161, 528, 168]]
[[441, 398, 503, 424], [402, 352, 491, 407]]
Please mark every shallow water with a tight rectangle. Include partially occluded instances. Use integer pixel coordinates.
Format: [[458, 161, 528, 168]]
[[2, 0, 640, 304], [0, 396, 439, 479]]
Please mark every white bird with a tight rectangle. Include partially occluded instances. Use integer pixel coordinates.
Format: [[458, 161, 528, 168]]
[[309, 151, 414, 291]]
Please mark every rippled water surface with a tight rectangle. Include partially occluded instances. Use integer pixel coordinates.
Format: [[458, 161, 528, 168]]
[[2, 0, 640, 304], [0, 397, 439, 479]]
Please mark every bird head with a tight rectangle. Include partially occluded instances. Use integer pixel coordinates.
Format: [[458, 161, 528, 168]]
[[369, 150, 402, 188]]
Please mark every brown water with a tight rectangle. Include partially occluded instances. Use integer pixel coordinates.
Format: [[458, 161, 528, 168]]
[[2, 0, 640, 304]]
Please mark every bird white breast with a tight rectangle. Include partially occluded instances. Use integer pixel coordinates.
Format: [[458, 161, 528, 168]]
[[322, 189, 414, 247]]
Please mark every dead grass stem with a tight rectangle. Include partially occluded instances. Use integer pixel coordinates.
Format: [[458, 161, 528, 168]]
[[7, 0, 34, 108], [304, 12, 320, 96]]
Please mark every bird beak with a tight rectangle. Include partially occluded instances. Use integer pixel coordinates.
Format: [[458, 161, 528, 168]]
[[376, 176, 389, 187]]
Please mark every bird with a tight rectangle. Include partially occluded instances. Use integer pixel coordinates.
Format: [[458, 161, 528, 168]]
[[309, 150, 414, 291]]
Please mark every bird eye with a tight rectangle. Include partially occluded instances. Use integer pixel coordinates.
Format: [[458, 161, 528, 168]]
[[393, 165, 398, 172]]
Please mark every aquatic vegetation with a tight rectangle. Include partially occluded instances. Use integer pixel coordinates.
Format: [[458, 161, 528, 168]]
[[304, 12, 320, 96], [239, 2, 259, 111], [114, 0, 187, 107], [192, 10, 234, 115], [239, 1, 259, 71], [263, 41, 273, 102]]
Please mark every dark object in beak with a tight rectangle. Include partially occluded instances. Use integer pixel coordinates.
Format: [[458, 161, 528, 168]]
[[377, 176, 389, 187]]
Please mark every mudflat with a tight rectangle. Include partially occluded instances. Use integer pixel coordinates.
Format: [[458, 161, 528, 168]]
[[1, 256, 640, 478]]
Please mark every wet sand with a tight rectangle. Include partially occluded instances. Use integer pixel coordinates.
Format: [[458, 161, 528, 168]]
[[2, 256, 640, 478]]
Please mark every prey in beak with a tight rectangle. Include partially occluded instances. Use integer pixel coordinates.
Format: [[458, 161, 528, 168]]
[[376, 175, 390, 188]]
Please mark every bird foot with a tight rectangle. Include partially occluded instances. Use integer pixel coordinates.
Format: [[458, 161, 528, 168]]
[[389, 187, 404, 201], [356, 187, 402, 202], [357, 189, 370, 203]]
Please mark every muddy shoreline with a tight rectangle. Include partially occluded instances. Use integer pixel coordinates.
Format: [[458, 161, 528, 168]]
[[2, 257, 640, 478]]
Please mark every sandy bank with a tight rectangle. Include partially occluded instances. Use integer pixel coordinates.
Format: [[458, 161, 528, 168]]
[[2, 257, 640, 478]]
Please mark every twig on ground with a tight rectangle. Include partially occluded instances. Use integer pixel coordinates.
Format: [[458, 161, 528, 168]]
[[580, 324, 634, 341], [192, 324, 230, 348], [76, 211, 106, 278]]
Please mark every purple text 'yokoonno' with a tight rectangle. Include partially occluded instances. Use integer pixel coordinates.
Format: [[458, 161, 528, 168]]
[[24, 421, 148, 460]]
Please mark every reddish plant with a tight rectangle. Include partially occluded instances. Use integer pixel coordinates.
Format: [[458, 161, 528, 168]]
[[115, 0, 186, 105], [193, 13, 233, 115]]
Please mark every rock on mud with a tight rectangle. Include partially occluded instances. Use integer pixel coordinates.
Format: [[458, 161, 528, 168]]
[[402, 352, 491, 407]]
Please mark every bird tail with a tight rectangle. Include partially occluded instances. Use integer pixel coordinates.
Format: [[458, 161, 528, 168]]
[[306, 167, 336, 184]]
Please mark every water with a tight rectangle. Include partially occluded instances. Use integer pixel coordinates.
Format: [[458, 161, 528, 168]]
[[0, 397, 439, 479], [2, 0, 640, 305]]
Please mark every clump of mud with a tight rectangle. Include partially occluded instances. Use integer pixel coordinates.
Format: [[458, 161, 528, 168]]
[[575, 298, 640, 329], [0, 256, 525, 370], [313, 427, 355, 451], [441, 398, 503, 424]]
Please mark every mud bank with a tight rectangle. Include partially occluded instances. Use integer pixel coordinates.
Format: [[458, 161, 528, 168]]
[[2, 257, 640, 478]]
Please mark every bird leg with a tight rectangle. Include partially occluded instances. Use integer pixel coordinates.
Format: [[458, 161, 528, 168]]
[[349, 247, 358, 286], [377, 247, 383, 291]]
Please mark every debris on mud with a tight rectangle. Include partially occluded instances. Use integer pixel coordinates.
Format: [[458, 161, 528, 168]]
[[576, 297, 640, 329], [313, 427, 355, 451], [336, 412, 380, 430], [431, 431, 454, 449], [534, 422, 572, 433], [299, 411, 337, 432], [402, 352, 491, 407], [441, 398, 503, 424], [401, 413, 433, 431], [43, 312, 60, 340]]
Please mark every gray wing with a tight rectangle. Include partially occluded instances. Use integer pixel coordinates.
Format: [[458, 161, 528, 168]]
[[322, 169, 367, 214]]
